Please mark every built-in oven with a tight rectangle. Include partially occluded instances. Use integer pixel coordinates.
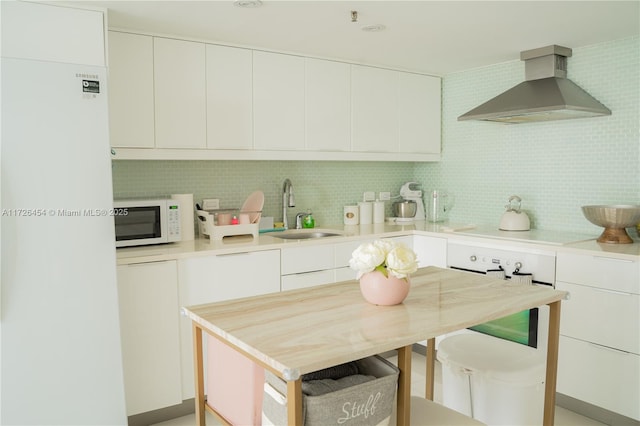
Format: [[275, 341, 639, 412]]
[[446, 239, 556, 354]]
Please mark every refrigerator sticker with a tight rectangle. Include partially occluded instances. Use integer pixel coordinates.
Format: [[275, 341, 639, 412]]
[[82, 80, 100, 94]]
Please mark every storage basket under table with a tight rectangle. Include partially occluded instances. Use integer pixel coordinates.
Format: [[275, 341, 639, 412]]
[[262, 355, 399, 426]]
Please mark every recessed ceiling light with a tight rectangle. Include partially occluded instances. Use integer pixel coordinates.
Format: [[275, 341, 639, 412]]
[[234, 0, 262, 8], [361, 24, 386, 32]]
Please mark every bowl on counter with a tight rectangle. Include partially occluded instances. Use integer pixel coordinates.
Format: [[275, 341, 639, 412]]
[[392, 200, 417, 218], [581, 205, 640, 244]]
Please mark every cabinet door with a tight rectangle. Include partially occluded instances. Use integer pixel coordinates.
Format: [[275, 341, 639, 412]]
[[253, 51, 305, 150], [351, 65, 398, 152], [154, 37, 206, 148], [281, 270, 335, 291], [398, 73, 441, 154], [2, 1, 105, 66], [413, 235, 447, 268], [558, 335, 640, 420], [305, 58, 351, 151], [281, 244, 334, 275], [206, 44, 253, 149], [556, 281, 639, 355], [178, 250, 280, 399], [556, 252, 639, 294], [334, 239, 375, 269], [117, 261, 182, 416], [108, 31, 155, 148]]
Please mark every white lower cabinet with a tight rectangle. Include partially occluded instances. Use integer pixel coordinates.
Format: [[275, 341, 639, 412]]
[[177, 250, 280, 399], [413, 235, 447, 268], [558, 335, 640, 420], [556, 251, 640, 420], [116, 261, 182, 416], [281, 244, 335, 290], [281, 236, 424, 291]]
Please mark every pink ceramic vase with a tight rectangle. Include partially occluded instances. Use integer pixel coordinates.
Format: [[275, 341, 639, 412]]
[[359, 270, 410, 306]]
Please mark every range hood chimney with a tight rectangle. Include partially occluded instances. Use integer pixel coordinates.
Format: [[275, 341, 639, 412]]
[[458, 45, 611, 124]]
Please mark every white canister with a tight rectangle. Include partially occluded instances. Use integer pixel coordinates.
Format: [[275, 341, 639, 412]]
[[358, 202, 373, 225], [171, 193, 195, 241], [343, 205, 359, 225], [373, 201, 385, 224]]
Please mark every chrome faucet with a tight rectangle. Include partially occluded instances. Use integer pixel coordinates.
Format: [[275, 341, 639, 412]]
[[282, 179, 295, 229]]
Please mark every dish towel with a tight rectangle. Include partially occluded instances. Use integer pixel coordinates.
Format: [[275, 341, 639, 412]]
[[486, 266, 506, 280]]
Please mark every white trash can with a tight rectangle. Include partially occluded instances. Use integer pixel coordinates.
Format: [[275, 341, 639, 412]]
[[437, 333, 546, 426]]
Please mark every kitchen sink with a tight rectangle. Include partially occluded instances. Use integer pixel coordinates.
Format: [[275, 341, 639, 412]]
[[270, 230, 344, 240]]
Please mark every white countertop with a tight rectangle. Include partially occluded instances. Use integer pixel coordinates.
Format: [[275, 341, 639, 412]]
[[116, 221, 640, 264]]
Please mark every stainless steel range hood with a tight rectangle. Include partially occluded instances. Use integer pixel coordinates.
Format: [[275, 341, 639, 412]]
[[458, 45, 611, 124]]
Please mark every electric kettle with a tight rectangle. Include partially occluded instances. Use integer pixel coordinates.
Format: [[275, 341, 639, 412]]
[[499, 195, 531, 231]]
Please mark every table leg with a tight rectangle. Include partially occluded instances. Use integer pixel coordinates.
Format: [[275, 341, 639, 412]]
[[397, 345, 412, 426], [543, 301, 561, 426], [425, 338, 436, 401], [286, 378, 303, 425], [192, 322, 206, 426]]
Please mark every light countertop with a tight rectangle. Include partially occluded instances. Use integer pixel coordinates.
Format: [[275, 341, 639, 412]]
[[116, 221, 640, 265], [183, 266, 568, 379]]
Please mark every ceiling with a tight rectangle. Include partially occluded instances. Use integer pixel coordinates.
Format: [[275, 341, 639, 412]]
[[61, 1, 639, 76]]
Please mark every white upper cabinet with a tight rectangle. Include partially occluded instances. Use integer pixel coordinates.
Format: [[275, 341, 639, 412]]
[[206, 44, 253, 150], [154, 37, 206, 148], [351, 65, 398, 152], [108, 31, 155, 148], [108, 31, 442, 161], [1, 1, 105, 66], [253, 51, 305, 151], [398, 72, 441, 154], [305, 58, 351, 151]]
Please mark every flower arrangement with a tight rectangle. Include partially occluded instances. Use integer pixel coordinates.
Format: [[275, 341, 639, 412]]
[[349, 239, 419, 281]]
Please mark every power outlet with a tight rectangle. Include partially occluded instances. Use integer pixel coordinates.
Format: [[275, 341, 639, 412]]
[[363, 191, 376, 202], [379, 192, 391, 201], [202, 198, 220, 210]]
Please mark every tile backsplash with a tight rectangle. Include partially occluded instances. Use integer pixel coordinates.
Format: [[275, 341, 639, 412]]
[[112, 160, 419, 227], [112, 36, 639, 236], [419, 36, 639, 235]]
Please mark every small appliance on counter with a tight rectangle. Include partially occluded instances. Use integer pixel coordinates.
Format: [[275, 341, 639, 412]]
[[428, 190, 453, 222], [499, 195, 531, 231], [388, 182, 426, 223], [114, 198, 182, 247]]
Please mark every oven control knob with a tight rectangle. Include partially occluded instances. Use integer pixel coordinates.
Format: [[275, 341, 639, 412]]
[[515, 261, 523, 270], [470, 255, 477, 262]]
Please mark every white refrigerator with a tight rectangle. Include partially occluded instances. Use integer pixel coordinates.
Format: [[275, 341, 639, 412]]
[[1, 55, 127, 423]]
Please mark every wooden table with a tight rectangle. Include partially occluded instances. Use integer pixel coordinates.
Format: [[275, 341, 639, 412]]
[[183, 266, 567, 426]]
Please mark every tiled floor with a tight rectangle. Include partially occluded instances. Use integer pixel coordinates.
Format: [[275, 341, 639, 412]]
[[153, 352, 604, 426]]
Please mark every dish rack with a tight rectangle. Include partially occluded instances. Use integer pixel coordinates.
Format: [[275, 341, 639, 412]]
[[196, 209, 260, 241]]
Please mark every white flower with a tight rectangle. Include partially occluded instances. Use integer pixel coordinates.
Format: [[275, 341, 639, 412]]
[[349, 239, 419, 281], [386, 245, 418, 279], [348, 242, 386, 279]]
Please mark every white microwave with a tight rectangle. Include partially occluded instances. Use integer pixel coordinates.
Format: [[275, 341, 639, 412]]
[[114, 198, 181, 248]]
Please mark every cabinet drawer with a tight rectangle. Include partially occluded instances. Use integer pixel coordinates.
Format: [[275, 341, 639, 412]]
[[334, 239, 374, 268], [558, 335, 640, 420], [556, 252, 639, 294], [557, 281, 639, 354], [281, 245, 334, 275], [335, 266, 357, 283], [281, 270, 334, 291]]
